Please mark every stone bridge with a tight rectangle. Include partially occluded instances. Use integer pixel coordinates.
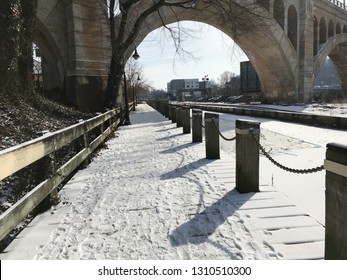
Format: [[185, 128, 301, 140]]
[[34, 0, 347, 111]]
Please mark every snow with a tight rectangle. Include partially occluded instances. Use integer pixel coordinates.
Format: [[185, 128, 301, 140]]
[[253, 103, 347, 117], [217, 112, 347, 226], [1, 103, 346, 260]]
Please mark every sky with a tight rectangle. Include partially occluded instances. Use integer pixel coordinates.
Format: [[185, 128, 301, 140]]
[[136, 21, 248, 90]]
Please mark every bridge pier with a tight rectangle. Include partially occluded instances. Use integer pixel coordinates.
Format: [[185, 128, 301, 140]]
[[34, 0, 347, 111], [65, 0, 109, 112], [297, 0, 315, 103]]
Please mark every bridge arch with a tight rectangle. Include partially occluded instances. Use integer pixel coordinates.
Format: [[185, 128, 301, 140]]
[[288, 5, 298, 51], [30, 0, 346, 111], [314, 33, 347, 97], [34, 20, 65, 91], [257, 0, 270, 11], [132, 2, 299, 103], [319, 17, 327, 45], [274, 0, 285, 30], [328, 19, 335, 37]]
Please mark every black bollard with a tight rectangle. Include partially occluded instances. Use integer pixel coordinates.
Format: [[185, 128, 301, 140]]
[[205, 112, 220, 159], [235, 119, 260, 193], [192, 109, 203, 143]]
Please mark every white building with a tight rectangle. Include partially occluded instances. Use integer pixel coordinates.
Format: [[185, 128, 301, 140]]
[[167, 79, 201, 100]]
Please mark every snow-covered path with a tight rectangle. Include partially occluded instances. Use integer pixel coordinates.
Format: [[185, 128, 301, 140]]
[[34, 105, 266, 260], [1, 104, 327, 260]]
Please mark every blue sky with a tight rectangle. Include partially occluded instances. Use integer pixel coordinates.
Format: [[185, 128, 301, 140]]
[[137, 21, 248, 90]]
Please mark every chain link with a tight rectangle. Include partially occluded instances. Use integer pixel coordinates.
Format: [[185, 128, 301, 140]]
[[211, 118, 236, 142], [249, 128, 324, 174]]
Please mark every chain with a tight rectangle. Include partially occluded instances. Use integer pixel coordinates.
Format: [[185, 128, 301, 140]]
[[212, 118, 236, 142], [249, 128, 324, 174]]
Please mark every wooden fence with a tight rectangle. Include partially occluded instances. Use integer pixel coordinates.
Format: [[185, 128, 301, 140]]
[[0, 103, 133, 242]]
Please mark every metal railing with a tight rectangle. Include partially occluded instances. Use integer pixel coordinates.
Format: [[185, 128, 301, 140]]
[[329, 0, 347, 10]]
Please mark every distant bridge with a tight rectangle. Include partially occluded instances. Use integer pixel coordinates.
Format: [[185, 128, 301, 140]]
[[28, 0, 347, 111]]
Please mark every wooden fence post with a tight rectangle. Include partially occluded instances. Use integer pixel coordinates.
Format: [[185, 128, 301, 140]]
[[34, 131, 59, 209], [182, 106, 191, 134], [192, 109, 202, 143], [236, 119, 260, 193], [168, 104, 172, 120], [164, 103, 170, 118], [205, 112, 220, 159], [176, 106, 183, 128], [171, 106, 177, 123], [325, 143, 347, 259]]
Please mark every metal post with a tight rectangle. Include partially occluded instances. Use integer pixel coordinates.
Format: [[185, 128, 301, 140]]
[[132, 85, 137, 111], [192, 109, 203, 143], [324, 143, 347, 259], [235, 119, 260, 193], [176, 106, 183, 128], [205, 112, 220, 159], [123, 72, 131, 125]]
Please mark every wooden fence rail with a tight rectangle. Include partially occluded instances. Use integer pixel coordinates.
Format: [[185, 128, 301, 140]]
[[0, 103, 133, 242]]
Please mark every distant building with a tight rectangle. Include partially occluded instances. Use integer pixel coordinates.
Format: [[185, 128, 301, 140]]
[[167, 79, 201, 101], [240, 61, 261, 93]]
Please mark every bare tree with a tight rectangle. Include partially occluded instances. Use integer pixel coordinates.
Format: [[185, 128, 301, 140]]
[[0, 0, 22, 97], [124, 58, 151, 103], [0, 0, 38, 98], [218, 71, 233, 86], [103, 0, 266, 109]]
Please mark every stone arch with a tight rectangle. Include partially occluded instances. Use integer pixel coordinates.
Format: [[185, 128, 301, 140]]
[[314, 33, 347, 96], [336, 22, 342, 34], [344, 25, 347, 33], [257, 0, 270, 11], [34, 20, 65, 90], [314, 16, 318, 55], [134, 1, 299, 103], [319, 17, 327, 45], [274, 0, 285, 30], [288, 5, 298, 51], [328, 19, 335, 38]]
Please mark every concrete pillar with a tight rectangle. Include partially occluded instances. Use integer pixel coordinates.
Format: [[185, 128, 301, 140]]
[[298, 0, 315, 103], [192, 109, 203, 143], [205, 113, 220, 159], [236, 119, 260, 193], [65, 0, 109, 112], [325, 143, 347, 259]]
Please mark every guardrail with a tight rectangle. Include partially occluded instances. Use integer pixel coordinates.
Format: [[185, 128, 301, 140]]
[[181, 102, 347, 130], [0, 102, 134, 242], [329, 0, 346, 10]]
